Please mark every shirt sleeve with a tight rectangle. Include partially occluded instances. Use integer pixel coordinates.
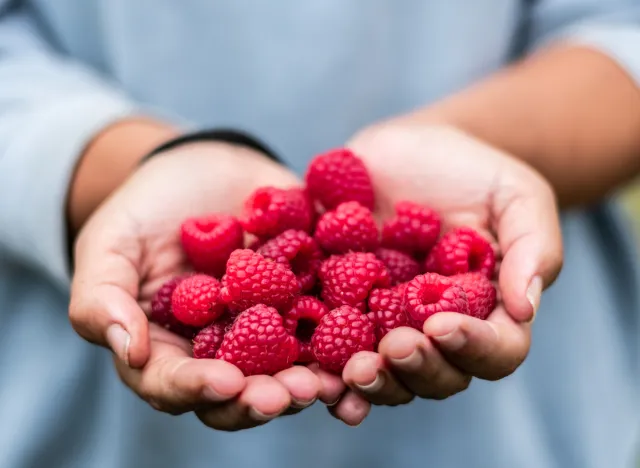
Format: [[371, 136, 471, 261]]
[[528, 0, 640, 85], [0, 5, 181, 288]]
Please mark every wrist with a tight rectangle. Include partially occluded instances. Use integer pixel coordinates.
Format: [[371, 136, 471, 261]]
[[67, 117, 179, 235]]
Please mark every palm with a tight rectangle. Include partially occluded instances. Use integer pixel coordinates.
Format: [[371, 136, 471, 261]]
[[87, 145, 300, 310], [332, 124, 562, 414], [71, 145, 343, 430], [350, 125, 530, 236]]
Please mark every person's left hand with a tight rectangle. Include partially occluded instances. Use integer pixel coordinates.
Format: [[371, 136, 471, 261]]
[[327, 122, 563, 426]]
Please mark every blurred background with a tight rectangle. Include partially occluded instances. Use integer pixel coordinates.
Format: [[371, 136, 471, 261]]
[[622, 183, 640, 235]]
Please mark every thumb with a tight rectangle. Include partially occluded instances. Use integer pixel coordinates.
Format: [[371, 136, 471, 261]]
[[494, 179, 563, 322], [69, 230, 150, 368]]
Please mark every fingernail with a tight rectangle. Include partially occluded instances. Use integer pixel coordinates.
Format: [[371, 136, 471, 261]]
[[389, 348, 423, 370], [106, 324, 130, 366], [432, 328, 466, 351], [248, 407, 281, 421], [326, 396, 341, 407], [526, 276, 543, 323], [291, 397, 317, 409], [355, 372, 385, 393]]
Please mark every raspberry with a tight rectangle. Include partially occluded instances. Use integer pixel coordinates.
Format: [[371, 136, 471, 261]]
[[180, 214, 244, 277], [216, 305, 298, 376], [425, 227, 495, 278], [381, 201, 441, 256], [318, 252, 390, 312], [241, 187, 313, 238], [311, 306, 376, 374], [257, 230, 323, 293], [150, 275, 198, 339], [283, 296, 329, 362], [220, 249, 300, 312], [305, 148, 375, 211], [367, 288, 408, 341], [451, 273, 497, 320], [192, 316, 234, 359], [403, 273, 469, 328], [171, 274, 226, 327], [375, 248, 421, 286], [393, 281, 409, 296], [314, 202, 379, 254]]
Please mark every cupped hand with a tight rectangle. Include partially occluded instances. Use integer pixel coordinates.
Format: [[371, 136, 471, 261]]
[[69, 143, 345, 431], [330, 123, 563, 425]]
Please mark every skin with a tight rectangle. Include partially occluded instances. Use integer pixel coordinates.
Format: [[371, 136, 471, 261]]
[[335, 125, 559, 421], [332, 45, 640, 423], [68, 44, 640, 429], [69, 142, 346, 430]]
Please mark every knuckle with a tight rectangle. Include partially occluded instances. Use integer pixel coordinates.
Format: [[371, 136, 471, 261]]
[[154, 357, 180, 397], [389, 393, 415, 406], [418, 375, 471, 400], [68, 295, 100, 344], [195, 410, 252, 432], [136, 379, 154, 402], [147, 398, 184, 416], [67, 299, 86, 332], [421, 389, 449, 401], [483, 355, 526, 381], [456, 375, 473, 393]]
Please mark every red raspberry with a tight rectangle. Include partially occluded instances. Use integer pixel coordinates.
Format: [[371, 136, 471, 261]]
[[381, 201, 441, 257], [220, 249, 300, 312], [425, 227, 495, 278], [403, 273, 469, 328], [451, 273, 497, 320], [150, 275, 198, 339], [241, 186, 313, 238], [375, 248, 421, 286], [282, 296, 329, 362], [216, 305, 298, 376], [318, 252, 390, 312], [381, 201, 440, 255], [305, 148, 375, 211], [257, 230, 323, 293], [171, 274, 226, 327], [192, 316, 234, 359], [314, 202, 379, 254], [180, 214, 244, 278], [311, 306, 376, 374], [367, 288, 408, 341], [393, 281, 409, 296]]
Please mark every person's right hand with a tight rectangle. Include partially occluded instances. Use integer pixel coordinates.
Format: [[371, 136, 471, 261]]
[[69, 142, 346, 431]]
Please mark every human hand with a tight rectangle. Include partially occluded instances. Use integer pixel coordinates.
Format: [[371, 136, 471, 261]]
[[329, 123, 563, 425], [69, 142, 345, 431]]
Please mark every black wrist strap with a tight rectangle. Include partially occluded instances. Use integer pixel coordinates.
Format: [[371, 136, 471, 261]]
[[140, 128, 282, 165]]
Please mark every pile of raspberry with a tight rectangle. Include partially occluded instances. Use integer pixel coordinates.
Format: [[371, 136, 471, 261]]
[[151, 148, 497, 376]]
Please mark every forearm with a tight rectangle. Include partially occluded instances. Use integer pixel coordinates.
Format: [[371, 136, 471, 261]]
[[67, 118, 179, 235], [418, 45, 640, 207]]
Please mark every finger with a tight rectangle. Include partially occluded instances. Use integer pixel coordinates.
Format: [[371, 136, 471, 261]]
[[493, 180, 562, 322], [379, 327, 471, 399], [70, 231, 150, 368], [115, 334, 245, 414], [273, 366, 322, 410], [197, 375, 292, 431], [424, 309, 530, 380], [328, 390, 371, 427], [307, 362, 347, 405], [342, 352, 414, 406]]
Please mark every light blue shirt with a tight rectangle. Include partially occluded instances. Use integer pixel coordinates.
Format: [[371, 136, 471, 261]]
[[0, 1, 639, 467]]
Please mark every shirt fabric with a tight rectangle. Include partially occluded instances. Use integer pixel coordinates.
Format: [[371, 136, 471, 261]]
[[0, 1, 639, 467]]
